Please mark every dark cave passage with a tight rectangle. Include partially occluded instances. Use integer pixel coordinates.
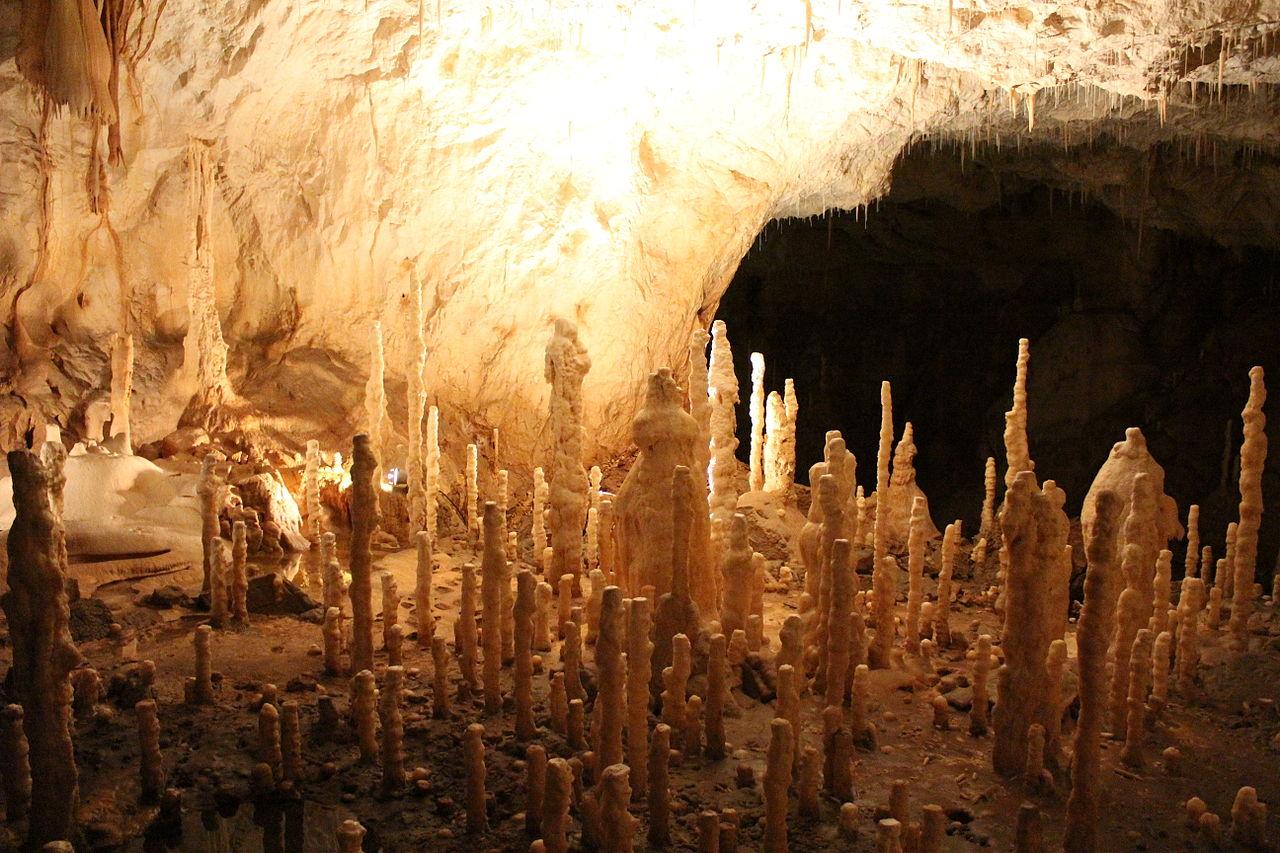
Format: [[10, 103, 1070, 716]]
[[718, 141, 1280, 582]]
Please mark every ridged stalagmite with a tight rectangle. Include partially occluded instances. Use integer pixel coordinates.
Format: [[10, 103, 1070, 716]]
[[1228, 367, 1266, 652], [545, 318, 591, 588]]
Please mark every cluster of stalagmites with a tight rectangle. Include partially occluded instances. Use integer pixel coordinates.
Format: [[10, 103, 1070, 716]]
[[8, 317, 1276, 852]]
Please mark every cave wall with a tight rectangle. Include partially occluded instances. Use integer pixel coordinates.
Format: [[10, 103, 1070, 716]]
[[1, 0, 1278, 469], [719, 143, 1280, 573]]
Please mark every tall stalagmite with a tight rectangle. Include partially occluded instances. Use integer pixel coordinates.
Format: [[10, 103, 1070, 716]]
[[871, 381, 894, 667], [992, 473, 1069, 777], [481, 502, 505, 715], [1064, 490, 1123, 853], [108, 332, 133, 451], [349, 434, 379, 675], [3, 450, 83, 845], [1228, 367, 1266, 652], [406, 276, 429, 535], [749, 352, 766, 492], [1003, 338, 1033, 490], [364, 322, 388, 475], [708, 320, 740, 545], [545, 318, 591, 588]]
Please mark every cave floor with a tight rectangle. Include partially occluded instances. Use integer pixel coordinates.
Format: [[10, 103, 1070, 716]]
[[3, 521, 1279, 852]]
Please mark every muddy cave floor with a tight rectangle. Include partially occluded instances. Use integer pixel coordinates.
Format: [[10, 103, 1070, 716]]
[[5, 509, 1280, 852]]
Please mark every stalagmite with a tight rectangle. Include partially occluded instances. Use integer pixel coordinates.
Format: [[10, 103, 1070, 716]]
[[1206, 585, 1224, 629], [1014, 803, 1043, 853], [193, 624, 215, 703], [749, 352, 766, 492], [661, 632, 693, 748], [921, 804, 946, 853], [364, 322, 388, 473], [281, 701, 302, 785], [1223, 521, 1238, 600], [426, 635, 450, 718], [458, 562, 479, 695], [980, 456, 997, 541], [877, 819, 902, 853], [209, 544, 229, 629], [648, 723, 672, 847], [824, 704, 855, 798], [349, 434, 379, 674], [515, 570, 537, 740], [1, 705, 31, 821], [464, 723, 488, 833], [905, 498, 928, 652], [708, 323, 740, 547], [481, 502, 505, 714], [1229, 367, 1266, 652], [763, 391, 785, 493], [586, 569, 605, 643], [567, 699, 586, 749], [616, 370, 708, 606], [825, 539, 855, 707], [351, 670, 378, 763], [303, 440, 323, 544], [1064, 491, 1123, 853], [336, 819, 365, 853], [698, 810, 719, 853], [654, 467, 703, 687], [415, 532, 433, 648], [871, 381, 895, 667], [108, 332, 133, 451], [777, 664, 801, 760], [1230, 786, 1267, 846], [1203, 546, 1216, 588], [381, 572, 399, 654], [993, 474, 1069, 776], [227, 520, 248, 627], [136, 700, 164, 801], [321, 532, 343, 634], [563, 621, 584, 704], [970, 635, 993, 737], [532, 467, 548, 557], [1044, 639, 1067, 765], [534, 581, 553, 651], [1108, 580, 1146, 733], [1149, 630, 1172, 717], [1151, 549, 1172, 635], [1177, 578, 1205, 695], [425, 405, 441, 539], [1003, 338, 1033, 489], [596, 587, 626, 769], [600, 764, 634, 852], [1184, 505, 1200, 578], [1120, 629, 1154, 767], [545, 318, 591, 588], [781, 378, 798, 500], [684, 694, 703, 757], [557, 574, 573, 639], [197, 453, 224, 593], [258, 703, 282, 782], [720, 514, 753, 637], [586, 508, 599, 576], [764, 718, 793, 853], [379, 666, 405, 794], [626, 596, 653, 798], [2, 450, 82, 845], [599, 498, 617, 586], [706, 633, 727, 759], [549, 673, 567, 735], [935, 521, 959, 647], [466, 445, 479, 541]]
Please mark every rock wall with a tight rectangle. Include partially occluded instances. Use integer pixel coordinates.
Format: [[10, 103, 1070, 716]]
[[1, 0, 1276, 467]]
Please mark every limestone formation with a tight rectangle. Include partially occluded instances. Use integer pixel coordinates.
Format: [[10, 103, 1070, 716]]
[[980, 456, 997, 541], [993, 473, 1070, 777], [706, 633, 728, 759], [466, 444, 479, 541], [549, 673, 567, 735], [2, 450, 83, 845], [1184, 505, 1200, 578], [1223, 521, 1238, 600], [567, 698, 586, 750], [209, 543, 229, 629], [1151, 549, 1172, 635], [662, 633, 692, 748], [546, 318, 591, 587], [596, 587, 626, 769], [411, 532, 434, 648], [626, 596, 653, 797], [108, 333, 134, 451], [872, 556, 898, 670], [458, 563, 480, 694], [1120, 629, 1154, 768], [1176, 578, 1205, 695], [425, 405, 441, 539], [586, 568, 605, 643], [1230, 786, 1268, 847], [1043, 638, 1067, 766], [431, 636, 451, 718], [935, 520, 959, 647], [599, 498, 617, 586], [763, 391, 784, 493], [258, 703, 282, 781], [905, 497, 928, 653], [481, 502, 505, 714], [363, 322, 388, 474], [197, 452, 224, 593], [349, 434, 379, 674], [764, 718, 793, 853], [781, 378, 799, 499], [1228, 367, 1266, 652], [281, 701, 302, 785], [1064, 490, 1123, 853], [1149, 630, 1172, 717], [351, 670, 379, 763], [616, 369, 708, 605], [683, 694, 703, 757], [380, 666, 405, 794], [381, 572, 399, 654], [1015, 803, 1043, 853], [534, 581, 554, 652], [720, 514, 753, 637], [464, 723, 488, 833], [871, 381, 895, 664], [600, 764, 634, 852], [749, 352, 766, 492], [824, 704, 854, 798], [648, 723, 672, 847], [515, 570, 537, 740], [1080, 430, 1183, 575], [825, 539, 855, 707], [708, 320, 740, 548], [1003, 338, 1033, 490], [970, 635, 993, 737], [0, 705, 31, 821], [336, 819, 365, 853], [193, 624, 215, 703], [136, 700, 164, 801], [654, 467, 703, 686], [563, 620, 584, 704]]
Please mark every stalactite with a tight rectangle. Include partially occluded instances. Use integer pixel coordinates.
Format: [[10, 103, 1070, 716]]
[[545, 318, 591, 588], [1228, 367, 1266, 652], [1064, 490, 1123, 853], [349, 434, 379, 674], [2, 450, 82, 845]]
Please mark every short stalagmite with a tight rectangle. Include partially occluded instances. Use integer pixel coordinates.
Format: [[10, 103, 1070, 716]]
[[193, 624, 215, 703], [459, 565, 479, 693], [2, 450, 83, 845], [1064, 490, 1123, 853], [935, 520, 959, 647], [662, 633, 692, 747], [280, 701, 302, 785], [481, 502, 505, 714], [381, 572, 400, 653], [764, 718, 794, 853], [136, 700, 164, 802], [1, 705, 31, 821], [720, 513, 753, 637], [600, 764, 634, 852], [545, 318, 591, 588], [904, 497, 928, 652], [626, 596, 653, 797], [825, 540, 855, 708], [258, 703, 282, 781], [992, 473, 1070, 777], [349, 434, 379, 675], [1120, 629, 1154, 768], [351, 670, 379, 763], [464, 723, 488, 833], [533, 466, 548, 556], [596, 587, 626, 769], [970, 635, 993, 737], [648, 723, 672, 847], [515, 570, 537, 740], [654, 467, 702, 687], [1177, 578, 1206, 696], [465, 444, 479, 541], [380, 666, 406, 794], [230, 521, 248, 627], [1043, 639, 1067, 766], [980, 456, 997, 541], [1228, 367, 1266, 652], [563, 621, 584, 704], [706, 633, 728, 759], [415, 532, 433, 647], [431, 636, 451, 718]]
